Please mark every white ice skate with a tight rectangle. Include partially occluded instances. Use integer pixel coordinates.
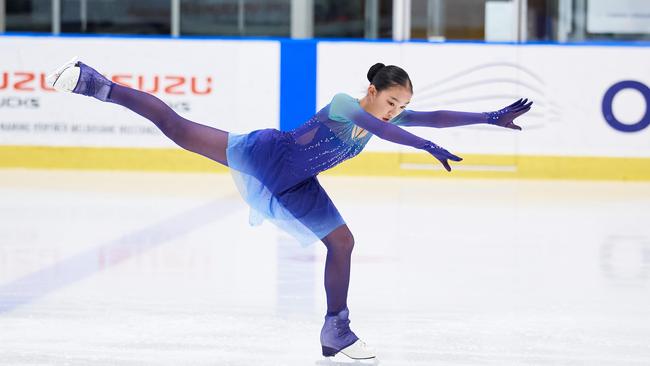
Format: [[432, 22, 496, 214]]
[[46, 57, 114, 102], [337, 339, 376, 360], [319, 340, 378, 365], [321, 307, 376, 361], [46, 56, 80, 92]]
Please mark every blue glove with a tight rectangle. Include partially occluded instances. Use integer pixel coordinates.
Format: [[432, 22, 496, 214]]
[[485, 98, 533, 130], [423, 142, 463, 172]]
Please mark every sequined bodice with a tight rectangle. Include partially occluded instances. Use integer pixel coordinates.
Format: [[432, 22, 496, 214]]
[[288, 103, 373, 181]]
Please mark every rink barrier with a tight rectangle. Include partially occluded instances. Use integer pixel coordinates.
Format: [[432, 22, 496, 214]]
[[2, 35, 650, 181], [2, 146, 649, 181]]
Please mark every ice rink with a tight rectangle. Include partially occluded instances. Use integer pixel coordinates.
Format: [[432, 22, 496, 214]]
[[1, 169, 649, 365]]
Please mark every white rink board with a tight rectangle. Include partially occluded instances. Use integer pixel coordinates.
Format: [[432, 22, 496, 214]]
[[317, 42, 650, 157], [0, 37, 280, 147]]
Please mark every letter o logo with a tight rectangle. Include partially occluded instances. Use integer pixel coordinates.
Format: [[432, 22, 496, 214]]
[[602, 80, 650, 132]]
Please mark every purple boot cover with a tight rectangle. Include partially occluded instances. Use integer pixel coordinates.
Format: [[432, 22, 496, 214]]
[[72, 62, 114, 102], [320, 307, 359, 357]]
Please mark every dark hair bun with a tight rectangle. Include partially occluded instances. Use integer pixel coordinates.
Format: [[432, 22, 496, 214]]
[[367, 63, 385, 83]]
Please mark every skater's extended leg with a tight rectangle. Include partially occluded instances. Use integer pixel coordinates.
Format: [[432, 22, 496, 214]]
[[320, 225, 375, 359], [48, 59, 229, 166], [109, 84, 229, 166]]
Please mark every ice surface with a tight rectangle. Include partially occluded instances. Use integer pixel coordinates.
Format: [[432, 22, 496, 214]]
[[1, 170, 649, 365]]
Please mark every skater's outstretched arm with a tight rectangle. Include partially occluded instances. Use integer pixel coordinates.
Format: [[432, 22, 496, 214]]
[[397, 98, 533, 130], [329, 93, 462, 171]]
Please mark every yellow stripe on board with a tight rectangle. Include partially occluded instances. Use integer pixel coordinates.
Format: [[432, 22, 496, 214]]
[[0, 146, 228, 173], [1, 146, 650, 181], [326, 152, 650, 181]]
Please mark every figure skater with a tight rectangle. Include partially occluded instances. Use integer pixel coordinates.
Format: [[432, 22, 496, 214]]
[[47, 58, 532, 360]]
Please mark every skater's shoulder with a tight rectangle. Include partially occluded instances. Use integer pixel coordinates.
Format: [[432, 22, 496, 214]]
[[329, 93, 362, 120], [330, 93, 356, 104]]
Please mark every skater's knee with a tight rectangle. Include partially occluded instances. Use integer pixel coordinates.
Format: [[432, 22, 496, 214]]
[[157, 115, 180, 138], [330, 238, 354, 255], [324, 226, 355, 253], [159, 117, 192, 147]]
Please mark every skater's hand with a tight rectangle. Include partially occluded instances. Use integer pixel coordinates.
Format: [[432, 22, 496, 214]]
[[423, 142, 462, 172], [485, 98, 533, 130]]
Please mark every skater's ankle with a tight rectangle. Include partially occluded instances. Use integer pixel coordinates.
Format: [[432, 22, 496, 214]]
[[326, 306, 348, 317]]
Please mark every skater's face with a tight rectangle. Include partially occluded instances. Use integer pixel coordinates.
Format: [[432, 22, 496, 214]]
[[363, 85, 412, 122]]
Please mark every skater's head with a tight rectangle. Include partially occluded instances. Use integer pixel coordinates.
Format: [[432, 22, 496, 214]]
[[367, 63, 413, 94], [361, 63, 412, 122]]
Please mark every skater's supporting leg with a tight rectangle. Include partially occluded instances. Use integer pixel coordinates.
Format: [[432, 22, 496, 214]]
[[108, 84, 229, 166], [320, 225, 375, 359], [322, 224, 354, 314]]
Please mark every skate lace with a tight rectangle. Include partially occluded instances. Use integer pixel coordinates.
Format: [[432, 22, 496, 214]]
[[83, 74, 98, 95], [76, 63, 113, 101], [333, 318, 353, 338], [82, 70, 106, 96]]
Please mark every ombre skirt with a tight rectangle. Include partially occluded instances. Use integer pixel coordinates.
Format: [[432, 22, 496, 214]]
[[226, 128, 345, 245]]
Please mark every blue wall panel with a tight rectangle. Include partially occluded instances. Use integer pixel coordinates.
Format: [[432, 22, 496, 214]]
[[280, 40, 317, 131]]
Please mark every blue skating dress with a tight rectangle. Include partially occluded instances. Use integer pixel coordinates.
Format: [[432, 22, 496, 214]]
[[226, 93, 406, 245]]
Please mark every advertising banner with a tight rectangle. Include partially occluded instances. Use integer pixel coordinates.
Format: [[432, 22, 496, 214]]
[[0, 37, 280, 148], [317, 42, 650, 157]]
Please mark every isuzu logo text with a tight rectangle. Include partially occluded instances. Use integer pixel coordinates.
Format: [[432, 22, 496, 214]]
[[0, 71, 215, 96]]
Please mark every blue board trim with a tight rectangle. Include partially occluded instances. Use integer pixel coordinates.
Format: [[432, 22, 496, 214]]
[[3, 32, 650, 47], [279, 40, 317, 131]]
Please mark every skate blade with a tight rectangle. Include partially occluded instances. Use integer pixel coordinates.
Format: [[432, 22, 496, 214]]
[[317, 355, 380, 365], [320, 343, 378, 365]]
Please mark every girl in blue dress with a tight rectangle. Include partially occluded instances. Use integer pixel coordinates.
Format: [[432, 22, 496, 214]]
[[48, 59, 532, 360]]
